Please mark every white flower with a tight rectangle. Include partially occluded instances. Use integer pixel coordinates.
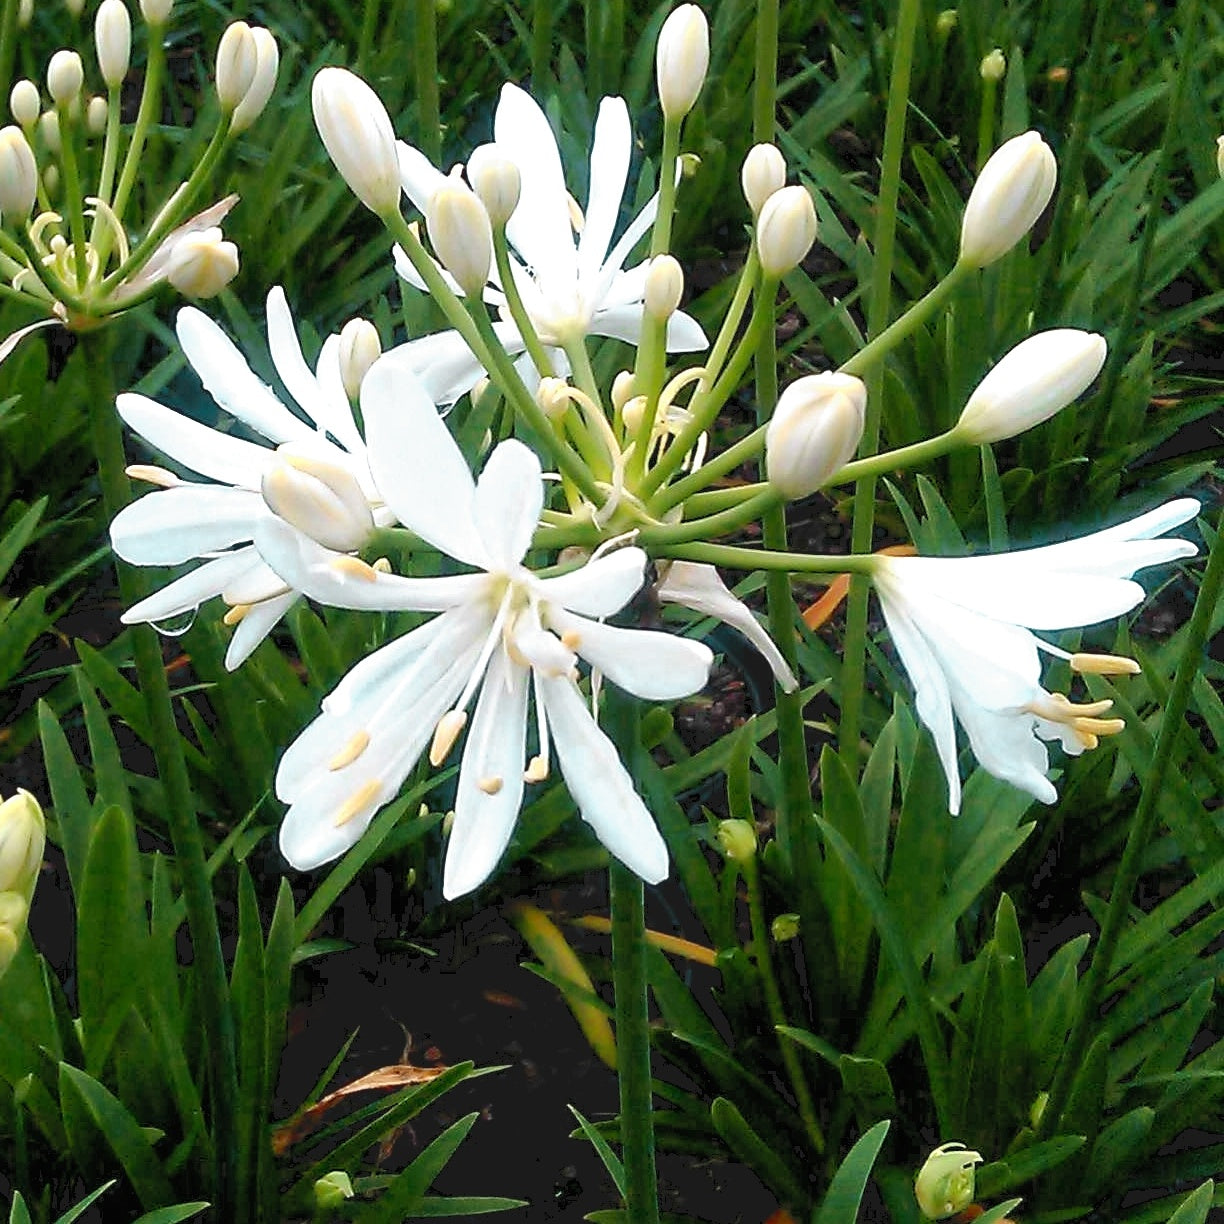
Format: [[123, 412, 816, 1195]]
[[389, 83, 707, 404], [255, 355, 713, 897], [873, 499, 1200, 813], [110, 287, 385, 670]]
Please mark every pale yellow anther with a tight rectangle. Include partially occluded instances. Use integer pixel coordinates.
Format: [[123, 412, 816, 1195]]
[[328, 729, 371, 771], [333, 779, 381, 827], [222, 603, 252, 625], [477, 775, 504, 795], [429, 710, 468, 767], [1070, 651, 1141, 677], [1025, 692, 1114, 723], [331, 555, 380, 582], [524, 755, 548, 783], [1072, 716, 1126, 738], [561, 630, 582, 650], [566, 191, 585, 233], [125, 463, 180, 487], [372, 557, 392, 573]]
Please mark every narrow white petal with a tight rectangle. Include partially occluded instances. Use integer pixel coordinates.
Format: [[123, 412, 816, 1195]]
[[220, 555, 292, 605], [539, 674, 668, 883], [548, 608, 712, 701], [176, 307, 314, 444], [265, 286, 332, 429], [119, 548, 260, 625], [443, 649, 530, 899], [948, 686, 1057, 806], [396, 140, 448, 215], [117, 392, 276, 489], [664, 309, 709, 352], [111, 486, 262, 564], [392, 241, 469, 301], [657, 561, 797, 692], [360, 354, 487, 565], [534, 547, 646, 616], [0, 318, 58, 366], [312, 335, 368, 455], [593, 191, 661, 300], [382, 322, 521, 406], [225, 590, 298, 670], [253, 516, 489, 611], [578, 97, 631, 285], [495, 83, 576, 297], [588, 304, 708, 354], [875, 584, 962, 814], [472, 440, 543, 571]]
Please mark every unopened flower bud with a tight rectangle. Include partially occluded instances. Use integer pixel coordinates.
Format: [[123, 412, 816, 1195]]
[[17, 0, 32, 27], [621, 395, 648, 434], [0, 792, 44, 898], [771, 913, 800, 941], [466, 143, 520, 228], [914, 1143, 982, 1220], [611, 370, 636, 411], [955, 328, 1106, 443], [426, 182, 492, 298], [766, 371, 865, 497], [959, 130, 1057, 267], [656, 4, 709, 121], [742, 142, 786, 216], [0, 127, 39, 219], [935, 9, 957, 37], [717, 819, 757, 861], [538, 376, 571, 420], [313, 1171, 354, 1212], [86, 95, 107, 135], [10, 80, 40, 128], [95, 0, 132, 88], [230, 27, 278, 133], [980, 48, 1005, 82], [47, 50, 84, 106], [42, 164, 59, 197], [312, 67, 401, 215], [261, 452, 375, 552], [139, 0, 172, 23], [755, 184, 818, 277], [39, 109, 60, 153], [338, 317, 380, 399], [216, 22, 258, 113], [644, 254, 683, 320], [165, 227, 239, 298]]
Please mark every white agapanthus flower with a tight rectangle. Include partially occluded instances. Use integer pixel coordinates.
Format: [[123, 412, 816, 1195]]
[[873, 498, 1200, 813], [390, 83, 708, 404], [110, 287, 387, 669], [255, 355, 713, 898]]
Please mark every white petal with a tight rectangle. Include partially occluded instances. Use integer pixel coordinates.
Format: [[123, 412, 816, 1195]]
[[253, 516, 489, 611], [443, 649, 530, 899], [176, 307, 314, 444], [534, 547, 646, 616], [539, 674, 668, 883], [265, 287, 331, 428], [360, 354, 487, 566], [225, 590, 298, 670], [220, 555, 291, 605], [547, 609, 712, 701], [313, 335, 368, 455], [495, 83, 577, 299], [578, 97, 631, 286], [119, 548, 260, 625], [947, 684, 1057, 805], [110, 486, 262, 564], [117, 392, 276, 489], [664, 309, 710, 352], [588, 304, 708, 354], [472, 440, 543, 571], [0, 318, 58, 366], [396, 140, 448, 215], [392, 241, 469, 302], [592, 190, 661, 301], [875, 585, 962, 814], [657, 561, 797, 692]]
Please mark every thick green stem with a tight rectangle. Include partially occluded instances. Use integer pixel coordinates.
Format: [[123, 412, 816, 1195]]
[[743, 852, 824, 1152], [638, 488, 781, 547], [53, 106, 92, 288], [413, 0, 440, 164], [84, 332, 237, 1218], [1041, 506, 1223, 1137], [0, 0, 18, 106], [649, 119, 681, 258], [492, 231, 553, 378], [531, 0, 552, 85], [657, 541, 878, 575], [840, 0, 922, 770], [110, 31, 167, 228]]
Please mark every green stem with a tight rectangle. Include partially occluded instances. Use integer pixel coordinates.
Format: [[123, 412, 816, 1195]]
[[649, 119, 681, 258], [608, 703, 659, 1224], [684, 482, 769, 515], [839, 0, 922, 771], [742, 852, 824, 1153], [1041, 506, 1223, 1137], [93, 87, 123, 221], [649, 424, 766, 515], [110, 29, 166, 229], [531, 0, 552, 85], [356, 0, 380, 74], [660, 541, 878, 575], [492, 231, 553, 378], [413, 0, 440, 165], [0, 0, 20, 124], [638, 488, 781, 547], [83, 331, 238, 1219], [53, 106, 92, 288], [827, 429, 960, 486], [975, 68, 998, 171]]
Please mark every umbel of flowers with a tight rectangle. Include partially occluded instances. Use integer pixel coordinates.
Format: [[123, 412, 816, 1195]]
[[109, 5, 1199, 904], [0, 0, 278, 361]]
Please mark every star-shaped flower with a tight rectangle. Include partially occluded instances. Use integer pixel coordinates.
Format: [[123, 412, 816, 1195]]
[[390, 83, 707, 403], [256, 355, 713, 898], [110, 287, 385, 668], [872, 499, 1200, 812]]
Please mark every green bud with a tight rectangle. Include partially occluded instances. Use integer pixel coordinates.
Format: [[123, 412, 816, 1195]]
[[717, 819, 757, 862], [1029, 1091, 1048, 1129], [914, 1142, 983, 1220], [771, 913, 801, 941], [314, 1170, 354, 1212], [935, 9, 958, 37]]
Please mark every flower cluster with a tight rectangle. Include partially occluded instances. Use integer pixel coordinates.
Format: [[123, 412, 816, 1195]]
[[106, 2, 1201, 900]]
